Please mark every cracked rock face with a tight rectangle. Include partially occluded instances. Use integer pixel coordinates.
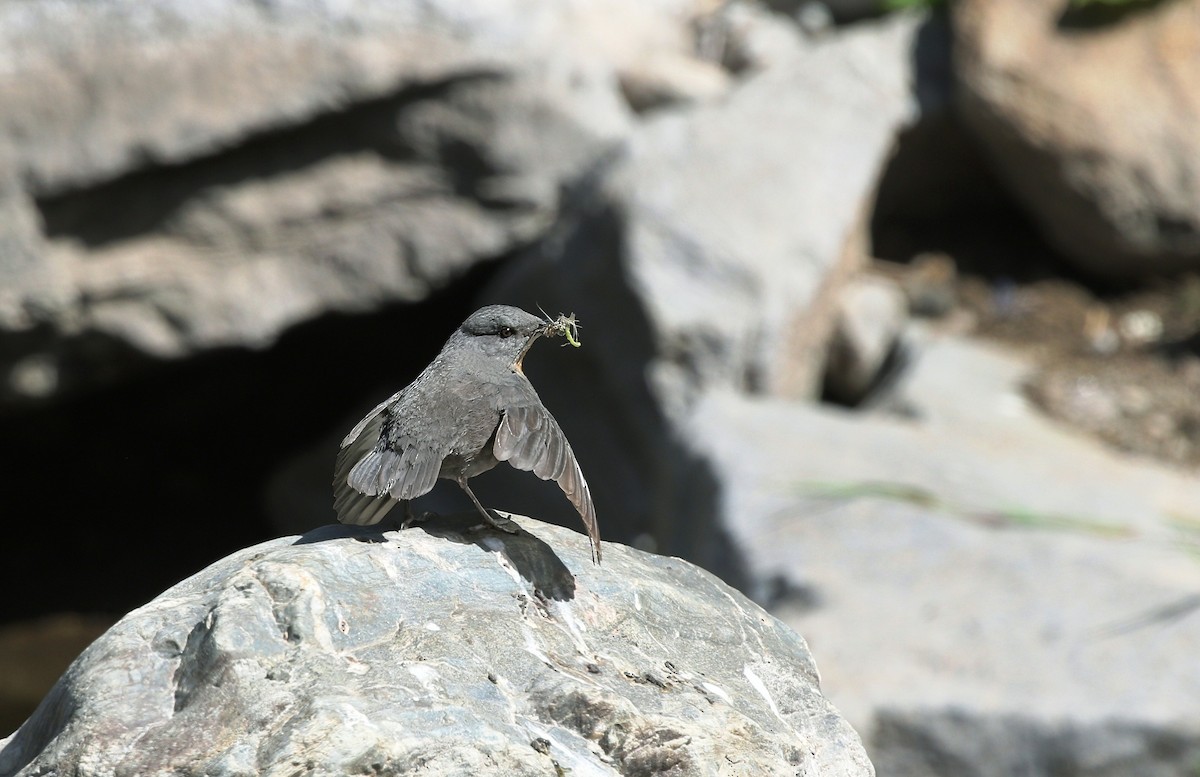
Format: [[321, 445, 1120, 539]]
[[0, 515, 872, 776]]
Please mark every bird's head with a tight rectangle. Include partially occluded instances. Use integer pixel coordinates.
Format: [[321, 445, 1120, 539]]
[[457, 305, 556, 375]]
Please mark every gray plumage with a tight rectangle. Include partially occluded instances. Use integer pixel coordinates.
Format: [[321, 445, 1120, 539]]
[[333, 305, 602, 565]]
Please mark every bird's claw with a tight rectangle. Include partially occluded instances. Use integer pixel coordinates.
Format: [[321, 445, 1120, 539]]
[[486, 511, 521, 534]]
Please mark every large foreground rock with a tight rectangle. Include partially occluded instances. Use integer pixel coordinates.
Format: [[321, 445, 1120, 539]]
[[0, 515, 872, 777]]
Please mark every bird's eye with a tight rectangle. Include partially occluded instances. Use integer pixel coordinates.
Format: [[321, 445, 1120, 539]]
[[499, 326, 514, 338]]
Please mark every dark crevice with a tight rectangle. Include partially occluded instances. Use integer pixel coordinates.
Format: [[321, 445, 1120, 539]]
[[869, 13, 1120, 291], [0, 256, 502, 625], [869, 111, 1117, 291], [35, 69, 508, 247], [171, 617, 213, 713]]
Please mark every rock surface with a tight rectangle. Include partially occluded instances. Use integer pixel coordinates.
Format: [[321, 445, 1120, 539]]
[[685, 332, 1200, 775], [953, 0, 1200, 276], [0, 515, 872, 777], [599, 8, 926, 405], [0, 0, 730, 402]]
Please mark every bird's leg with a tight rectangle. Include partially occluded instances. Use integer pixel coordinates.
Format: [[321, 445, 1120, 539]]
[[457, 477, 519, 534]]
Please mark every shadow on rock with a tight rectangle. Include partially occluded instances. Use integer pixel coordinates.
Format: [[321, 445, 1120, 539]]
[[292, 513, 577, 602], [292, 523, 393, 545]]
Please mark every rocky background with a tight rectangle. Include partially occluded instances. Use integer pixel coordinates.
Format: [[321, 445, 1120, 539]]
[[2, 0, 1199, 774]]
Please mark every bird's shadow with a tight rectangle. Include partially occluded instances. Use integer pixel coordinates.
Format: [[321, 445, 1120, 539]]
[[293, 512, 577, 601]]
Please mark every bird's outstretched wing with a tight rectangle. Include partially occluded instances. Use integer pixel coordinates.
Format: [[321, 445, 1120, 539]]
[[333, 396, 442, 525], [493, 405, 602, 564]]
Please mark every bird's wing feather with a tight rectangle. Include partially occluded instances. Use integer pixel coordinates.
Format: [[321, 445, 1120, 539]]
[[333, 395, 443, 525], [494, 405, 602, 564], [340, 393, 397, 449], [333, 488, 400, 527]]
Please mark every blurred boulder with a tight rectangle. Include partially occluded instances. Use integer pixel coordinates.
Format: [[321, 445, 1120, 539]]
[[898, 253, 958, 319], [0, 516, 873, 777], [823, 275, 908, 406], [618, 53, 732, 113], [688, 333, 1200, 774], [953, 0, 1200, 277], [0, 0, 735, 405], [874, 709, 1200, 777], [558, 7, 940, 407]]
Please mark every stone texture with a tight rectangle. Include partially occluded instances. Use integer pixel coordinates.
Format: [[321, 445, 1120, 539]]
[[0, 0, 733, 403], [684, 332, 1200, 775], [0, 515, 872, 777], [953, 0, 1200, 277]]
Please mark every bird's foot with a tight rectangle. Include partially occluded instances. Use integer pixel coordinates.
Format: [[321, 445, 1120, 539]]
[[477, 509, 520, 535]]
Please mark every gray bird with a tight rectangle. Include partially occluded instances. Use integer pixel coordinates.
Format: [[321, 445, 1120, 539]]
[[333, 305, 602, 565]]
